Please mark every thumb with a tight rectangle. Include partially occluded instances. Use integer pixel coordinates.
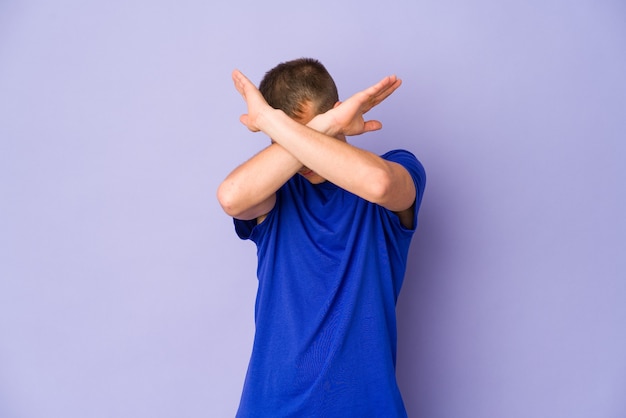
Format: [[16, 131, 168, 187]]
[[362, 120, 383, 133], [239, 114, 260, 132]]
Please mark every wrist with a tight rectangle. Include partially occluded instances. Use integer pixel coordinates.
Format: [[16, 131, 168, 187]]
[[255, 106, 278, 132], [307, 112, 341, 137]]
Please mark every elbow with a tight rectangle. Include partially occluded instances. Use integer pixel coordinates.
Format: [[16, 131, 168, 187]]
[[217, 180, 274, 220], [217, 181, 241, 217], [367, 168, 394, 204]]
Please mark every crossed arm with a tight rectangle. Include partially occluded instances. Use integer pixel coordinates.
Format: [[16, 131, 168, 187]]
[[217, 70, 416, 226]]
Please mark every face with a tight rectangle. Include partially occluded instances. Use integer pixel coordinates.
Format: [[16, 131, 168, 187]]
[[292, 102, 327, 184]]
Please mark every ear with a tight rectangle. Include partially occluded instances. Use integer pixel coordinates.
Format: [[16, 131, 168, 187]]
[[333, 101, 342, 109]]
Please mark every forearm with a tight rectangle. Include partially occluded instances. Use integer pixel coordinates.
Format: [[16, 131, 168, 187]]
[[226, 68, 413, 213], [217, 143, 301, 219], [217, 111, 351, 219], [258, 109, 412, 209]]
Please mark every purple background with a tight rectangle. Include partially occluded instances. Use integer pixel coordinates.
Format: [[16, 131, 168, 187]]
[[1, 1, 625, 417]]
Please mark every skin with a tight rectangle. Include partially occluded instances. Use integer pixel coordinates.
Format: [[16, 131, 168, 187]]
[[217, 69, 416, 229]]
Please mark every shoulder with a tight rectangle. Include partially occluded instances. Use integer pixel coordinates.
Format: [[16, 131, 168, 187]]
[[381, 149, 423, 171], [382, 149, 426, 195]]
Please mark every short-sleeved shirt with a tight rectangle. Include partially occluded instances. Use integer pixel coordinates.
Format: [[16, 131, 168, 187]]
[[234, 149, 426, 417]]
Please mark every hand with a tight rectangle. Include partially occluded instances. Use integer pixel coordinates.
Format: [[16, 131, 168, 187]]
[[231, 69, 271, 132], [326, 75, 402, 136]]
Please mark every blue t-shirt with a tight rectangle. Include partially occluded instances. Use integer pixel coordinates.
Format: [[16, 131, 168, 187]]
[[233, 150, 426, 417]]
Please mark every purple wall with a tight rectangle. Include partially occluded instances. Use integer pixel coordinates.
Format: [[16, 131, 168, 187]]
[[1, 1, 624, 417]]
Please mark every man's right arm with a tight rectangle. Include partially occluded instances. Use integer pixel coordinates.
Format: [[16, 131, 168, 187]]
[[217, 143, 301, 220], [217, 107, 348, 221], [218, 70, 402, 221]]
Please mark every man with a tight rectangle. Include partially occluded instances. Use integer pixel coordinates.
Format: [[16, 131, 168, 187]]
[[218, 58, 426, 417]]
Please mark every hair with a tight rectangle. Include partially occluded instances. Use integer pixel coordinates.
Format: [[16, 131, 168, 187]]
[[259, 58, 339, 118]]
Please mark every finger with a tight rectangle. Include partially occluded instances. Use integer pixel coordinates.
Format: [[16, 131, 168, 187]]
[[239, 114, 260, 132], [361, 76, 400, 103], [361, 120, 383, 133], [367, 75, 399, 96], [232, 69, 253, 98], [232, 70, 244, 96], [372, 77, 402, 103], [362, 77, 402, 113]]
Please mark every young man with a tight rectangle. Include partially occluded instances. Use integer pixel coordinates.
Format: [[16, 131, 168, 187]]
[[218, 58, 426, 417]]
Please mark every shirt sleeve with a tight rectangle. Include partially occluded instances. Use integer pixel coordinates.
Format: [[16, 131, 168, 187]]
[[381, 149, 427, 229], [233, 217, 258, 240]]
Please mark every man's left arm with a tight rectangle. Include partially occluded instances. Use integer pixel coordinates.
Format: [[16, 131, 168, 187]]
[[231, 69, 416, 217]]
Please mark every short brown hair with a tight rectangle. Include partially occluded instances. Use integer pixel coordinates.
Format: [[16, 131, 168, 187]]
[[259, 58, 339, 118]]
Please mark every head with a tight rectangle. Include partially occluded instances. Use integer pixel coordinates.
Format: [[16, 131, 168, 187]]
[[259, 58, 339, 123], [260, 58, 338, 184]]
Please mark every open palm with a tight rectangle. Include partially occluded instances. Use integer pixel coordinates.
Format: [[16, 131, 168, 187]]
[[232, 69, 270, 132], [329, 75, 402, 136]]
